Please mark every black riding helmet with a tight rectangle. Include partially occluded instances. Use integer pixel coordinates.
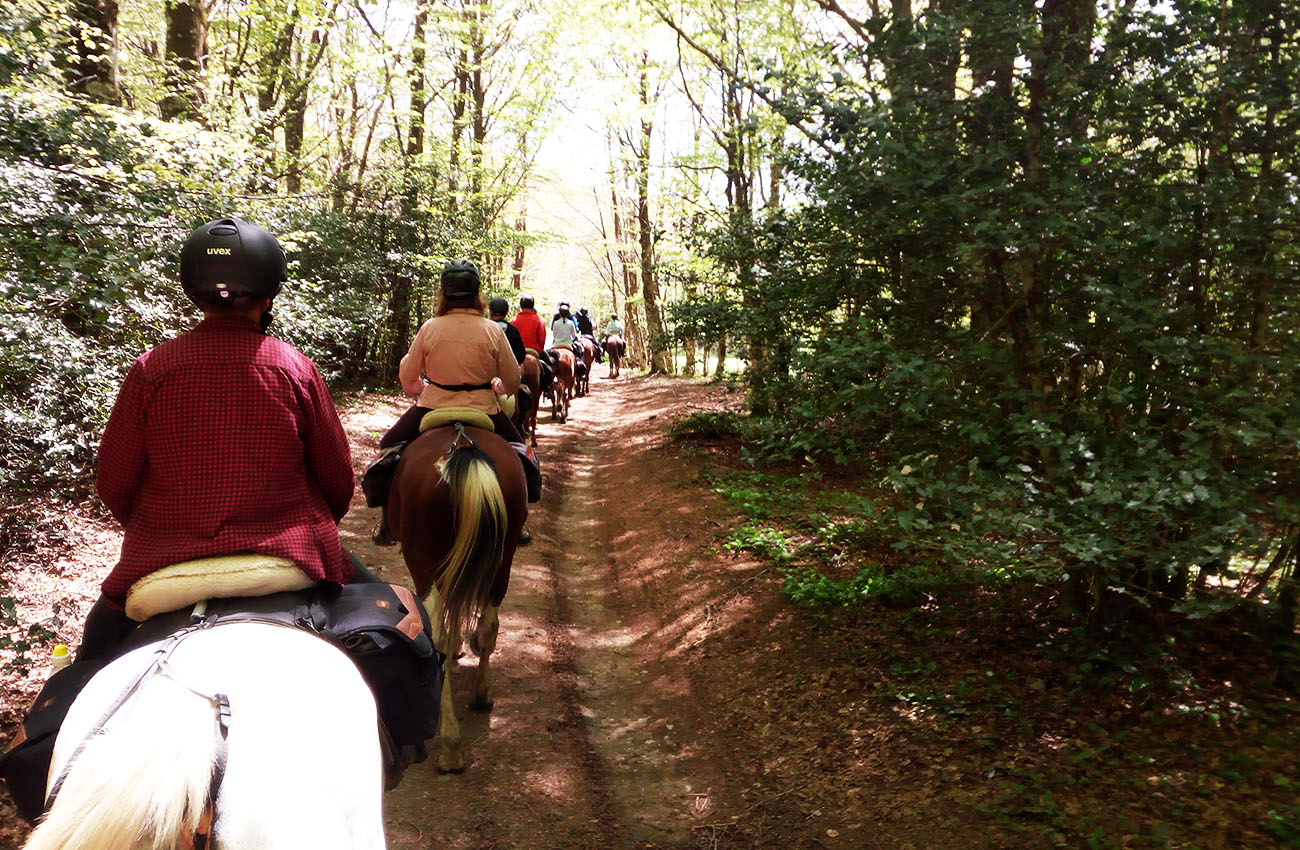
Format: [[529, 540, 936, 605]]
[[489, 296, 509, 316], [180, 217, 287, 303], [520, 295, 535, 309], [442, 259, 481, 296]]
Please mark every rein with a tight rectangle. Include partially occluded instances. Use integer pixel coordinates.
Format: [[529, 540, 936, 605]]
[[446, 421, 477, 455], [46, 604, 234, 849]]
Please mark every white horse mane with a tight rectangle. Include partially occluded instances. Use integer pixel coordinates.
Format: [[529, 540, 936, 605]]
[[25, 622, 385, 850]]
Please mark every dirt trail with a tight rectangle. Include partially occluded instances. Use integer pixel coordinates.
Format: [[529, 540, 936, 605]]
[[342, 373, 723, 850]]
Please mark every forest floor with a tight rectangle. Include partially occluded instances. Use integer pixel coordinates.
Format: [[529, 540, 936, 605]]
[[2, 373, 1298, 850]]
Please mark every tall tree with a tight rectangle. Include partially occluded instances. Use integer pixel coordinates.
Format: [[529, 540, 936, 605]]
[[634, 58, 671, 374], [160, 0, 208, 120], [64, 0, 120, 103]]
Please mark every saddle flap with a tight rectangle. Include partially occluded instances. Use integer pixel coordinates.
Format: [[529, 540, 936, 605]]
[[419, 407, 494, 433], [124, 555, 313, 622]]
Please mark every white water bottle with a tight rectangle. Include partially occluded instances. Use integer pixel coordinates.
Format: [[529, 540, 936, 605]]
[[50, 643, 71, 669]]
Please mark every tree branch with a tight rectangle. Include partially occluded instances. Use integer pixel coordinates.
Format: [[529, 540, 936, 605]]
[[650, 4, 836, 158]]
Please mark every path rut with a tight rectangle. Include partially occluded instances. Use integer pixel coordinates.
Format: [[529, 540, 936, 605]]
[[341, 374, 699, 850]]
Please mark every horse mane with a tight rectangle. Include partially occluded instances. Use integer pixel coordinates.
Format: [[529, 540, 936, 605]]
[[24, 677, 217, 850]]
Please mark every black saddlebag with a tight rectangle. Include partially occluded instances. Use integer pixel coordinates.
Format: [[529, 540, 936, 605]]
[[0, 659, 108, 823]]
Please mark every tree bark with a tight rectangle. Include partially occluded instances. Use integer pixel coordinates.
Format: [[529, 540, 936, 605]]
[[512, 209, 527, 290], [160, 0, 206, 120], [65, 0, 121, 104], [636, 63, 671, 375]]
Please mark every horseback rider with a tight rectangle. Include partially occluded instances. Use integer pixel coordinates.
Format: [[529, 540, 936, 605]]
[[550, 302, 579, 352], [574, 305, 594, 337], [490, 296, 530, 420], [512, 294, 553, 388], [83, 216, 381, 661], [604, 313, 624, 338], [575, 306, 603, 362], [513, 295, 547, 358], [372, 260, 539, 545], [490, 297, 527, 363]]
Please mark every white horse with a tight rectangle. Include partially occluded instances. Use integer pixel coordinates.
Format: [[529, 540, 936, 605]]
[[23, 622, 385, 850]]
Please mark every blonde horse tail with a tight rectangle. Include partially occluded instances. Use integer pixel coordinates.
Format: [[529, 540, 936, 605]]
[[435, 446, 508, 651], [24, 677, 219, 850]]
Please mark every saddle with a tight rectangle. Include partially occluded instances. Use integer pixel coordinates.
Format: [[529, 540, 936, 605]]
[[363, 407, 541, 505]]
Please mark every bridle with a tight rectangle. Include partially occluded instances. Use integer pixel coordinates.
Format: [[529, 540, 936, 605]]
[[46, 606, 232, 850]]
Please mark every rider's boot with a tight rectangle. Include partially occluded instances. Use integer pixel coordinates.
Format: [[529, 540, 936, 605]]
[[372, 507, 397, 547]]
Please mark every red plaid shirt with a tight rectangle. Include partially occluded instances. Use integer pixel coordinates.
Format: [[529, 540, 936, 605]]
[[96, 315, 355, 605]]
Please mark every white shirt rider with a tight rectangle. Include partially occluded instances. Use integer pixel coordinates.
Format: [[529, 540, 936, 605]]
[[551, 315, 579, 348]]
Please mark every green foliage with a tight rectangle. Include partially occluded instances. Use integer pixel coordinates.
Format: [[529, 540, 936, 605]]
[[0, 4, 535, 515], [723, 522, 794, 564], [0, 597, 62, 674], [781, 564, 882, 608], [667, 410, 746, 441], [1265, 803, 1300, 848], [0, 87, 246, 497], [697, 1, 1300, 615]]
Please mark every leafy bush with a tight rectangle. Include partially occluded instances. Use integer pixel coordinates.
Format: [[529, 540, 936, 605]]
[[699, 2, 1300, 616], [668, 411, 747, 441], [724, 522, 794, 564]]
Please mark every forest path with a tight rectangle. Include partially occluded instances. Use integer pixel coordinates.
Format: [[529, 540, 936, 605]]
[[339, 373, 723, 850]]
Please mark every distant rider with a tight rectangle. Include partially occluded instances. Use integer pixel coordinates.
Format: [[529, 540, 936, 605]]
[[575, 306, 602, 361], [550, 302, 579, 351], [372, 260, 538, 544]]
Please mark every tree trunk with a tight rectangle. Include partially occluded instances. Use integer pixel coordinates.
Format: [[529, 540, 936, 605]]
[[65, 0, 121, 104], [512, 210, 527, 290], [160, 0, 206, 120], [448, 49, 469, 203], [682, 274, 698, 377], [283, 31, 324, 194], [637, 65, 670, 374]]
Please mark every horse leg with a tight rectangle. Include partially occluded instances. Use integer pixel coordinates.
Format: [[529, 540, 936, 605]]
[[468, 604, 499, 712], [425, 587, 466, 773]]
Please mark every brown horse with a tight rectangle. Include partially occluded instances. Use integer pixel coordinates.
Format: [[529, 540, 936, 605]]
[[576, 337, 595, 397], [388, 421, 528, 773], [550, 347, 575, 423], [521, 350, 541, 447], [603, 334, 625, 378]]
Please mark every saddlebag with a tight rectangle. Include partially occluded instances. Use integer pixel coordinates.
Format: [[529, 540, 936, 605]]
[[361, 442, 407, 508], [316, 582, 443, 748], [0, 659, 108, 823]]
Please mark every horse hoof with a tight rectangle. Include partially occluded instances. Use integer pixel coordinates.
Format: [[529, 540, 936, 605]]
[[469, 697, 495, 713], [436, 760, 467, 775]]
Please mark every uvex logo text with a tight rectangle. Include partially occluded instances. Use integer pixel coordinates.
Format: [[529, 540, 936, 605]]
[[206, 247, 233, 255]]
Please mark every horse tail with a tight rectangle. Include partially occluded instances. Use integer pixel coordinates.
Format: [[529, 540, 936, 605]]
[[24, 677, 218, 850], [435, 445, 508, 649]]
